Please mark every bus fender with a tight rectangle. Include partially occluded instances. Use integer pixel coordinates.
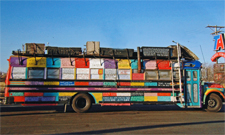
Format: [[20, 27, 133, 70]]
[[203, 89, 225, 105]]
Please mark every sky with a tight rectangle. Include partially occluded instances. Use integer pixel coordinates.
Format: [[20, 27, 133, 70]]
[[0, 0, 225, 72]]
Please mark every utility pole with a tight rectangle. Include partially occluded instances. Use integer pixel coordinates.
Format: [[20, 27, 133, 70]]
[[206, 25, 224, 35], [206, 25, 225, 83], [206, 25, 225, 63]]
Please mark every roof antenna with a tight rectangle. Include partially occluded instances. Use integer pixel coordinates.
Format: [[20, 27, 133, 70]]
[[200, 45, 206, 63]]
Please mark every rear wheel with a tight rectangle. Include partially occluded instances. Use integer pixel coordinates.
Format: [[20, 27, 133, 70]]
[[71, 93, 92, 113], [205, 93, 222, 112]]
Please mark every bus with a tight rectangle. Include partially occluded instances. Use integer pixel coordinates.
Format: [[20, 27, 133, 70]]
[[3, 42, 225, 113]]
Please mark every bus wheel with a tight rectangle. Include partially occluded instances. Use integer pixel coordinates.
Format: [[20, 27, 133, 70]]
[[205, 93, 222, 112], [71, 93, 92, 113]]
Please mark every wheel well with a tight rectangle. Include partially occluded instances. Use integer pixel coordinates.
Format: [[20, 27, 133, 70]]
[[206, 92, 224, 103], [70, 92, 95, 105]]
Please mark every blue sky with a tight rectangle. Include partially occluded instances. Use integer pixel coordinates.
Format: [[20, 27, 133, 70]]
[[1, 0, 224, 72]]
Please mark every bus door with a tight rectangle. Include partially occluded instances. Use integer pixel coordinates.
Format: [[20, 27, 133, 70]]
[[185, 69, 201, 107]]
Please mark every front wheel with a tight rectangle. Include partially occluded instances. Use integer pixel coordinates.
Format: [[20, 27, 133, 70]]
[[71, 93, 92, 113], [205, 93, 222, 112]]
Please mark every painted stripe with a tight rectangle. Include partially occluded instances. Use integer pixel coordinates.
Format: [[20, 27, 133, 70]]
[[44, 92, 59, 101], [14, 96, 25, 102], [144, 82, 157, 86], [9, 87, 182, 91], [131, 92, 144, 96], [22, 103, 58, 106], [24, 92, 43, 97], [44, 82, 59, 85], [59, 81, 74, 86], [58, 92, 77, 96], [10, 81, 25, 85], [144, 93, 157, 96], [158, 93, 171, 96], [130, 96, 144, 101], [10, 92, 24, 96], [103, 96, 130, 102], [117, 92, 131, 96], [100, 103, 131, 106], [25, 96, 56, 102], [144, 96, 158, 101], [102, 92, 117, 97], [158, 96, 172, 101], [130, 82, 145, 86]]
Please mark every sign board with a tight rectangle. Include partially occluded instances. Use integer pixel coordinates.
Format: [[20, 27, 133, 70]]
[[118, 74, 131, 80], [158, 70, 171, 80], [158, 82, 171, 87], [89, 82, 103, 86], [211, 52, 225, 62], [130, 59, 138, 69], [143, 60, 157, 69], [12, 67, 26, 73], [62, 68, 75, 74], [46, 58, 61, 68], [25, 81, 44, 85], [27, 57, 46, 67], [117, 59, 131, 69], [132, 73, 144, 80], [118, 69, 131, 75], [44, 81, 59, 85], [76, 68, 89, 74], [117, 92, 131, 96], [59, 81, 75, 86], [89, 58, 104, 68], [145, 70, 158, 80], [105, 74, 117, 80], [90, 69, 103, 75], [142, 47, 170, 57], [75, 58, 89, 68], [90, 75, 103, 79], [62, 74, 75, 80], [61, 58, 75, 68], [104, 59, 117, 69], [105, 69, 117, 74], [214, 33, 225, 51], [12, 74, 26, 79], [76, 74, 89, 80], [10, 57, 27, 67]]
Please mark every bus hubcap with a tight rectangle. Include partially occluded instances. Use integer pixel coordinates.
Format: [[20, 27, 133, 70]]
[[76, 98, 86, 108], [208, 99, 216, 107]]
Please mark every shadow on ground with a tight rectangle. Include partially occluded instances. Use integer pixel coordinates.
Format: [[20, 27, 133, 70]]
[[1, 103, 225, 115]]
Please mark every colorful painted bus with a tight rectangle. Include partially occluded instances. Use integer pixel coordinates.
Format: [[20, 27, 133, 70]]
[[3, 42, 225, 112]]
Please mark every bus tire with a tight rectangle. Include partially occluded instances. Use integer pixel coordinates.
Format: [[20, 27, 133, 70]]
[[205, 93, 222, 112], [71, 93, 92, 113]]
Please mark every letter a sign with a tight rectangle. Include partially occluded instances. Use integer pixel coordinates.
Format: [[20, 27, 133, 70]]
[[214, 33, 225, 51]]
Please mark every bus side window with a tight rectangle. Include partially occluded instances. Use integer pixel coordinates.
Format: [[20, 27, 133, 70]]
[[193, 71, 197, 81], [28, 68, 45, 79], [187, 71, 191, 81], [193, 84, 198, 102], [47, 68, 60, 79]]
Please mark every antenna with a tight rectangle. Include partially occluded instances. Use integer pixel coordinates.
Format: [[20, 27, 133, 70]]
[[200, 45, 206, 63]]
